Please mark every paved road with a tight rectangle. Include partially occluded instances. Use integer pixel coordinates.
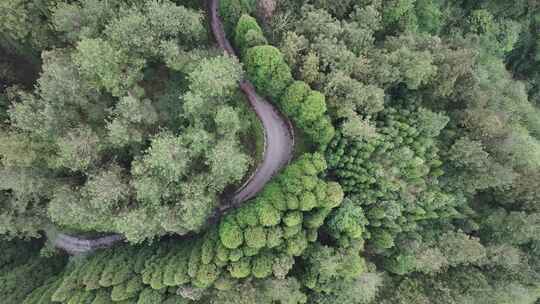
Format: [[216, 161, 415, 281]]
[[228, 80, 293, 206], [210, 0, 294, 207], [54, 0, 294, 254]]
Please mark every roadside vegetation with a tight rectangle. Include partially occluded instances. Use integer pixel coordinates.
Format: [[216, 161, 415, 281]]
[[1, 0, 540, 303]]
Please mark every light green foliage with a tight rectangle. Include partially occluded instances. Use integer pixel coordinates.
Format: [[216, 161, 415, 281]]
[[145, 0, 206, 44], [25, 153, 343, 301], [244, 226, 267, 249], [446, 136, 514, 193], [251, 252, 274, 278], [106, 94, 159, 147], [392, 49, 436, 90], [385, 231, 487, 275], [234, 14, 267, 53], [0, 167, 50, 239], [0, 0, 250, 243], [245, 45, 293, 100], [283, 211, 302, 227], [309, 272, 383, 304], [187, 56, 243, 100], [326, 198, 368, 246], [481, 209, 540, 246], [234, 15, 336, 147], [55, 126, 102, 172], [207, 278, 307, 304], [111, 277, 142, 301], [52, 0, 113, 43], [302, 243, 367, 293], [438, 231, 487, 266], [256, 199, 281, 226], [324, 71, 385, 117], [137, 288, 163, 304], [229, 257, 252, 278], [468, 9, 495, 35], [258, 278, 308, 304], [280, 81, 335, 146], [219, 0, 257, 34], [220, 216, 244, 249], [74, 38, 145, 97]]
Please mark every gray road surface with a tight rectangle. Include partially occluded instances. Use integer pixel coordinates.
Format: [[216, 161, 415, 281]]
[[54, 0, 294, 254]]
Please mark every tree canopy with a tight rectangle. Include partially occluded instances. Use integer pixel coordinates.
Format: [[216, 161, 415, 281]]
[[2, 0, 540, 303]]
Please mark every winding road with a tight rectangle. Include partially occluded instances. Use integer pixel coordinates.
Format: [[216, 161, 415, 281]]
[[54, 0, 294, 254]]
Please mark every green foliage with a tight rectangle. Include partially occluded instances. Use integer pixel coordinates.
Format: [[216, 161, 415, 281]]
[[0, 0, 249, 243], [233, 14, 335, 148], [244, 226, 267, 249], [74, 37, 145, 97], [326, 106, 456, 251], [234, 14, 267, 54], [0, 239, 66, 303], [220, 216, 244, 249], [244, 45, 293, 100], [7, 1, 540, 304], [219, 0, 257, 35], [302, 243, 367, 293], [280, 81, 335, 146], [23, 153, 343, 302], [325, 198, 368, 246]]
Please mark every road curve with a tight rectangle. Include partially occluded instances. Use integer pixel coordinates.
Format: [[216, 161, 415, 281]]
[[54, 0, 294, 254], [210, 0, 294, 207]]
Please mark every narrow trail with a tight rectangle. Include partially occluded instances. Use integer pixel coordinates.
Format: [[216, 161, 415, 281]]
[[54, 0, 294, 254]]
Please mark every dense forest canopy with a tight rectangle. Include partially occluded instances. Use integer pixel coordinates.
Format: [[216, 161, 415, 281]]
[[1, 0, 540, 303]]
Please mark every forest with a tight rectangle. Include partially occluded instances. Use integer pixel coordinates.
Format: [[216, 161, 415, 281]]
[[0, 0, 539, 303]]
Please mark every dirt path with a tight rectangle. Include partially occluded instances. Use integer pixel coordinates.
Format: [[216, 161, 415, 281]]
[[54, 0, 294, 254]]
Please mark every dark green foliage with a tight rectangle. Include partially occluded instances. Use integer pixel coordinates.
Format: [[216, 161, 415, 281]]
[[7, 1, 540, 304], [0, 239, 67, 303], [22, 153, 343, 302], [326, 106, 456, 252]]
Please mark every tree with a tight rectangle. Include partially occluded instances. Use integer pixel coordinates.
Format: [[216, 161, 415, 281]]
[[325, 198, 368, 246], [280, 81, 335, 146], [74, 38, 145, 96], [234, 14, 267, 53], [244, 45, 293, 100], [326, 106, 456, 252], [220, 216, 244, 249], [186, 56, 243, 101], [55, 126, 102, 172], [0, 239, 67, 303], [219, 0, 257, 35]]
